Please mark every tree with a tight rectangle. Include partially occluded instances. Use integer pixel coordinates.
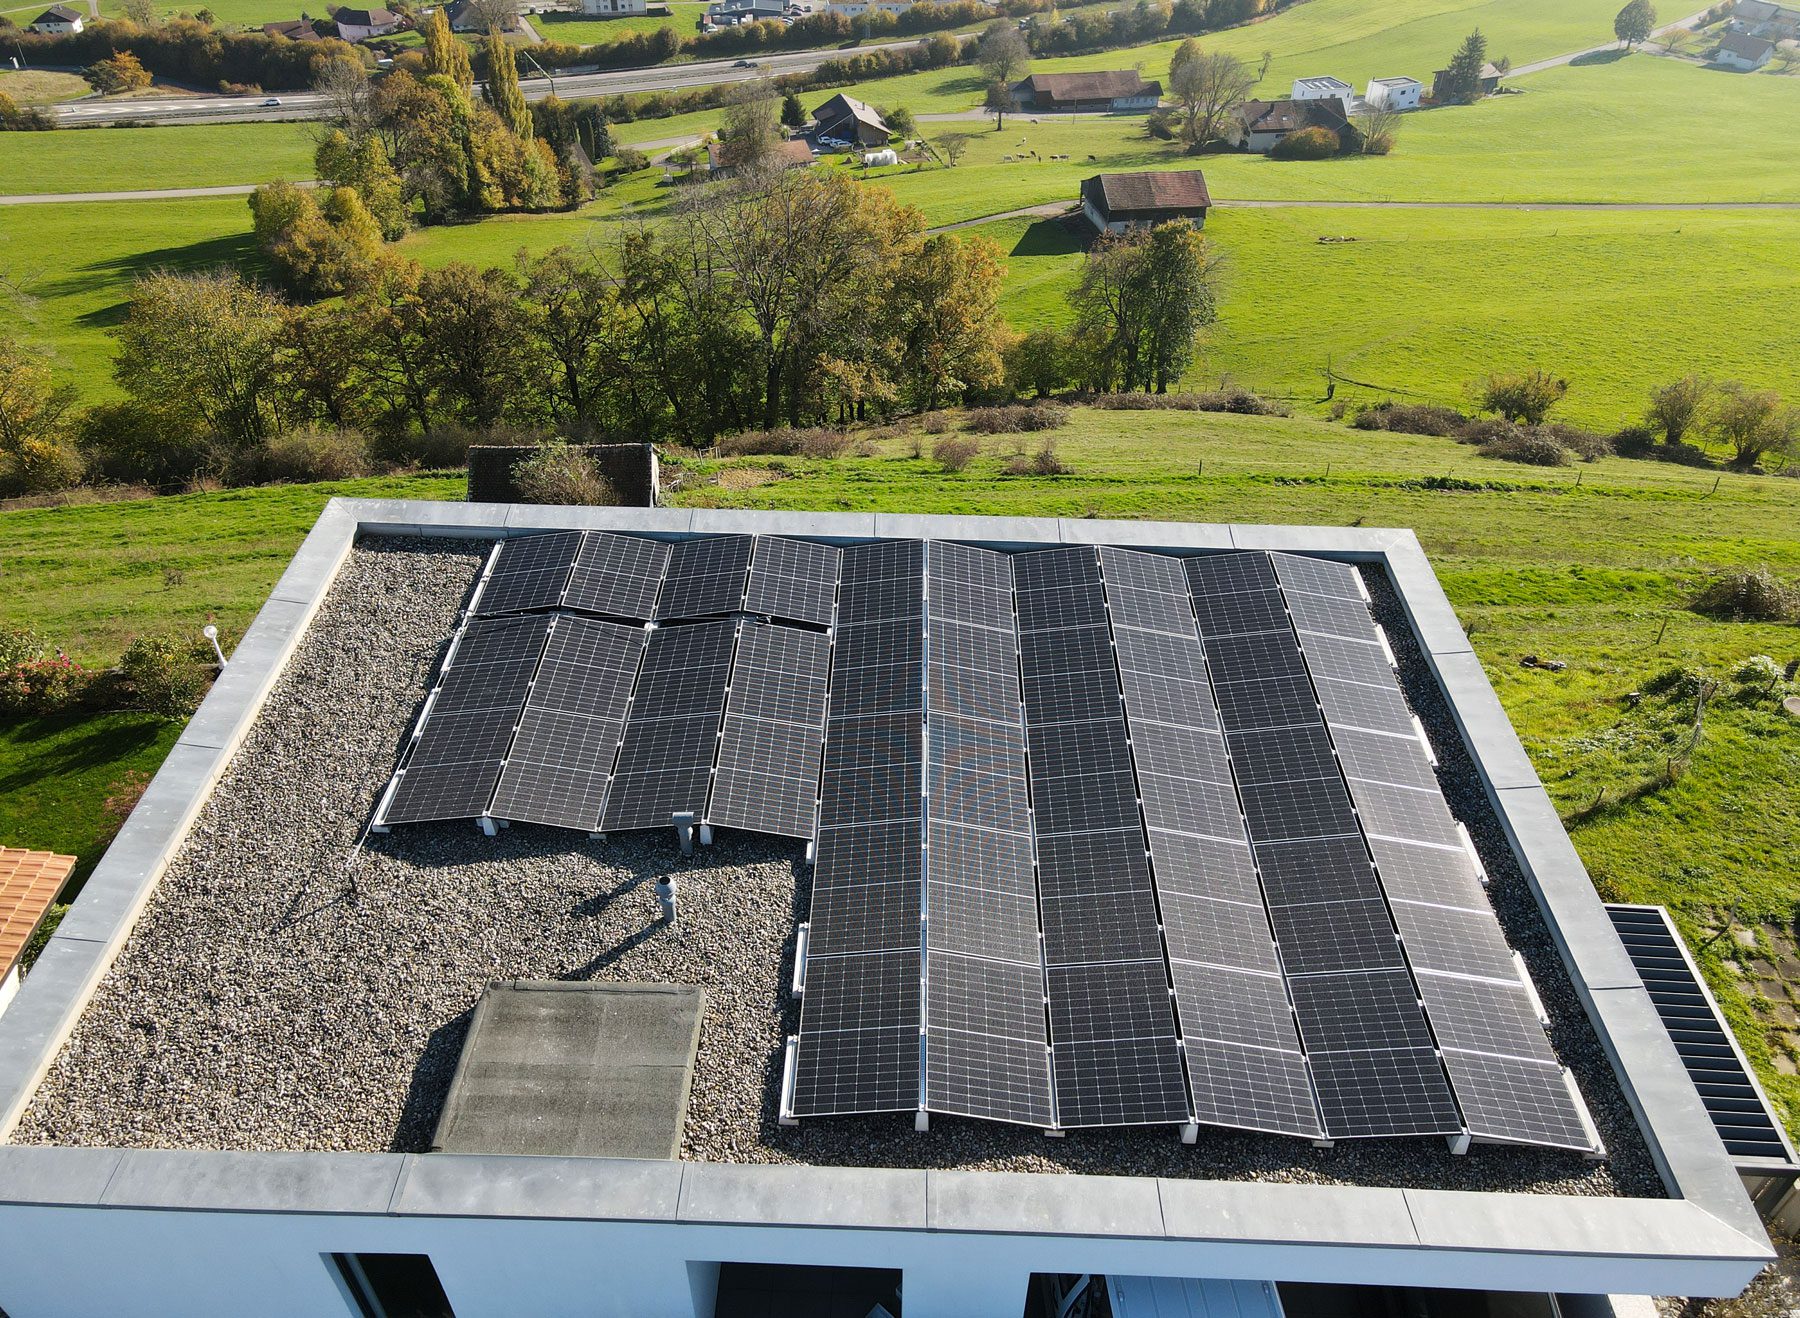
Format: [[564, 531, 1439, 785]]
[[1614, 0, 1656, 48], [1167, 42, 1257, 148], [113, 269, 288, 449], [483, 31, 532, 140], [1071, 222, 1218, 393], [0, 90, 57, 131], [313, 55, 376, 140], [1709, 384, 1799, 469], [887, 233, 1007, 411], [462, 0, 520, 33], [120, 0, 158, 24], [1354, 102, 1403, 154], [781, 90, 806, 128], [718, 79, 781, 173], [1646, 375, 1710, 444], [1773, 43, 1800, 73], [85, 51, 153, 95], [0, 334, 80, 495], [1478, 369, 1567, 424], [883, 105, 916, 139], [421, 8, 473, 90], [1438, 28, 1490, 104], [417, 262, 531, 428], [928, 131, 974, 166], [977, 21, 1030, 127], [1135, 222, 1217, 391], [316, 128, 408, 239], [518, 247, 625, 426], [983, 81, 1015, 130]]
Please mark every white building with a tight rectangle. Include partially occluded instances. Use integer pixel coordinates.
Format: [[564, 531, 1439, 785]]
[[24, 3, 83, 33], [1714, 31, 1775, 67], [1290, 75, 1354, 101], [826, 0, 911, 15], [0, 501, 1784, 1318], [1363, 75, 1422, 111], [579, 0, 650, 15]]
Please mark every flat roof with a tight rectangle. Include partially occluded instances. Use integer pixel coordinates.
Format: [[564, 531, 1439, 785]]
[[0, 502, 1771, 1297]]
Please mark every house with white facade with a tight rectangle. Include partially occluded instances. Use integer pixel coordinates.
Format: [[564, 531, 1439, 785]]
[[1291, 75, 1354, 101], [24, 4, 83, 33], [1363, 76, 1422, 111], [579, 0, 650, 14], [827, 0, 911, 16], [331, 5, 401, 39], [1714, 30, 1775, 66], [1730, 0, 1800, 37]]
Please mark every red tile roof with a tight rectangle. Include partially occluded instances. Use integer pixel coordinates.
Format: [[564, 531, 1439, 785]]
[[0, 848, 76, 980], [1086, 169, 1212, 216]]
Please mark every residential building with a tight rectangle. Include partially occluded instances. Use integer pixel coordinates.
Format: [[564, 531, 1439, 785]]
[[1714, 31, 1775, 66], [706, 137, 815, 176], [1224, 96, 1350, 153], [261, 17, 323, 40], [1363, 75, 1422, 110], [447, 0, 523, 28], [1431, 60, 1504, 99], [811, 91, 889, 145], [331, 5, 401, 38], [1290, 74, 1353, 101], [24, 3, 83, 32], [826, 0, 912, 15], [1080, 169, 1211, 231], [1010, 69, 1162, 111], [579, 0, 652, 13], [1730, 0, 1800, 37], [0, 500, 1777, 1318]]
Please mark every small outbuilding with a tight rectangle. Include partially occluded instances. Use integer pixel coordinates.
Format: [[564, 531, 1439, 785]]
[[1080, 169, 1210, 233], [1363, 75, 1421, 111], [811, 92, 889, 146], [1431, 60, 1504, 99], [25, 3, 83, 32], [579, 0, 653, 13], [1290, 75, 1353, 102], [261, 16, 323, 39], [1010, 70, 1161, 112], [1714, 31, 1775, 68]]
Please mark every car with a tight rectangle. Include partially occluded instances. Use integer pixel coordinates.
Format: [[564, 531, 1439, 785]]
[[262, 97, 282, 107], [818, 135, 849, 149], [733, 58, 757, 67]]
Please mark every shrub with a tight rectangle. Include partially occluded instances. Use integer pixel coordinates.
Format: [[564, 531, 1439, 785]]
[[1145, 109, 1176, 140], [376, 426, 481, 469], [1270, 126, 1340, 160], [1609, 424, 1658, 456], [1030, 441, 1070, 475], [223, 426, 370, 486], [1477, 430, 1570, 466], [933, 436, 979, 472], [0, 655, 89, 716], [0, 91, 56, 131], [1541, 424, 1612, 462], [77, 401, 211, 489], [963, 404, 1070, 434], [1456, 418, 1523, 447], [717, 426, 850, 457], [920, 411, 954, 434], [0, 431, 84, 497], [1351, 401, 1468, 437], [1731, 655, 1783, 687], [614, 147, 650, 173], [119, 636, 206, 719], [1478, 369, 1568, 425], [1690, 568, 1800, 623], [512, 442, 620, 506], [1088, 390, 1288, 416], [1709, 383, 1799, 470], [0, 628, 45, 670], [1646, 376, 1710, 445]]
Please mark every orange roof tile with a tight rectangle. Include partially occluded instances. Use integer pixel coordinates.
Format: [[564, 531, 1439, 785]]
[[0, 847, 77, 979]]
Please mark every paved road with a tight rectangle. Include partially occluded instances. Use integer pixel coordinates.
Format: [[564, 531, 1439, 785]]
[[1506, 6, 1711, 76], [50, 37, 931, 126], [0, 182, 319, 204]]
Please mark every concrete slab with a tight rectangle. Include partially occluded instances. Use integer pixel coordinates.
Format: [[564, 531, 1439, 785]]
[[175, 597, 312, 752], [873, 513, 1062, 548], [1056, 517, 1234, 552], [928, 1168, 1163, 1239], [0, 934, 109, 1134], [431, 982, 703, 1161], [679, 1163, 927, 1231], [1402, 1189, 1764, 1264], [1157, 1179, 1417, 1248], [1228, 525, 1409, 557], [1427, 650, 1542, 792], [1381, 538, 1475, 657], [351, 499, 513, 538], [395, 1153, 684, 1222], [689, 509, 878, 542], [0, 1145, 122, 1206], [269, 500, 358, 604], [502, 505, 694, 536], [102, 1150, 403, 1216]]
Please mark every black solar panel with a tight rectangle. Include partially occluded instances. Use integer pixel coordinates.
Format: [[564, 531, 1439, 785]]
[[1284, 589, 1382, 643], [656, 535, 753, 620], [1184, 1037, 1323, 1137], [562, 532, 669, 620], [1312, 676, 1416, 736], [475, 531, 582, 615], [710, 622, 830, 839], [599, 619, 735, 831], [1390, 899, 1518, 982], [925, 950, 1052, 1126], [1295, 631, 1395, 688], [744, 536, 840, 627], [1270, 552, 1363, 602], [791, 946, 922, 1118], [1438, 1049, 1591, 1151], [1308, 1047, 1462, 1138]]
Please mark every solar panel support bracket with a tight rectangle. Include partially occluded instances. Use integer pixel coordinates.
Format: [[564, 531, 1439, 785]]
[[914, 1110, 930, 1133], [1310, 1137, 1334, 1150], [478, 817, 499, 838], [1513, 951, 1552, 1026], [1447, 1132, 1472, 1156], [698, 823, 714, 847], [1180, 1121, 1199, 1145], [778, 1036, 800, 1127], [1565, 1067, 1607, 1160], [1043, 1127, 1065, 1139], [1456, 823, 1489, 884], [792, 923, 810, 997]]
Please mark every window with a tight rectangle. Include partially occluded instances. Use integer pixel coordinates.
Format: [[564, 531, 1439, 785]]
[[331, 1254, 456, 1318]]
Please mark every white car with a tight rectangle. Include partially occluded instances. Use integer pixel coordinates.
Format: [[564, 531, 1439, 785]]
[[262, 97, 282, 107]]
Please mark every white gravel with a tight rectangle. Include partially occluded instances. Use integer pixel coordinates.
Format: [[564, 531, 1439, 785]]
[[11, 541, 1661, 1198]]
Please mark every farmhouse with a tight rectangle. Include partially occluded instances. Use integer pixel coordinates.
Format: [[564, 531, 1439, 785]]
[[1432, 60, 1504, 99], [448, 0, 524, 28], [331, 5, 401, 38], [1731, 0, 1800, 36], [0, 499, 1779, 1318], [811, 92, 889, 145], [1225, 96, 1351, 153], [1080, 169, 1211, 232], [1713, 31, 1775, 67], [1364, 75, 1422, 110], [707, 137, 815, 176], [1010, 70, 1162, 112], [24, 3, 83, 32], [261, 17, 323, 39], [1291, 74, 1354, 101]]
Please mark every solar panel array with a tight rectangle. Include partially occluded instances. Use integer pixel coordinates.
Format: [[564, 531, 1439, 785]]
[[378, 531, 1594, 1151]]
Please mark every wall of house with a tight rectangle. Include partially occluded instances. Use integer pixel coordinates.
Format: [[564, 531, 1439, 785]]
[[0, 966, 18, 1019]]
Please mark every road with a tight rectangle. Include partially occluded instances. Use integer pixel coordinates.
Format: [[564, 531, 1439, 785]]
[[51, 37, 931, 126], [1506, 5, 1711, 76]]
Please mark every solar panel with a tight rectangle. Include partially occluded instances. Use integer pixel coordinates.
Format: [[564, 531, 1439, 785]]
[[744, 536, 840, 627], [710, 622, 830, 839], [475, 531, 582, 615], [488, 616, 646, 831], [791, 948, 921, 1117], [599, 620, 736, 832], [563, 532, 669, 620], [382, 614, 552, 824], [1270, 552, 1363, 602], [656, 535, 753, 621]]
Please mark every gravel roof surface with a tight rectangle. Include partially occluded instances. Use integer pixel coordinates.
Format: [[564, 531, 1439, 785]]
[[13, 537, 1661, 1197]]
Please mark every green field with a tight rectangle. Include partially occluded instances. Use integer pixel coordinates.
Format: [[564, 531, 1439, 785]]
[[533, 1, 708, 45], [0, 122, 317, 196], [0, 69, 91, 105]]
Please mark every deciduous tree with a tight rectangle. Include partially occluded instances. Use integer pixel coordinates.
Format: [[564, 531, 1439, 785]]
[[1614, 0, 1656, 48], [1709, 384, 1799, 469], [85, 51, 152, 94], [421, 7, 473, 89], [0, 334, 80, 495], [1167, 41, 1256, 148], [977, 22, 1029, 127], [483, 30, 532, 139], [887, 233, 1006, 411], [1646, 375, 1710, 444], [1478, 368, 1567, 424]]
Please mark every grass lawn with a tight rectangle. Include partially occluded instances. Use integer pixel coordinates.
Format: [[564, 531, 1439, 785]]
[[534, 1, 709, 46], [0, 122, 318, 196], [0, 69, 91, 105]]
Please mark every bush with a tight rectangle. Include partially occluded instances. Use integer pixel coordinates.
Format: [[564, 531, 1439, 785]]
[[1609, 424, 1659, 456], [77, 401, 211, 489], [1145, 109, 1176, 140], [1455, 418, 1522, 447], [613, 147, 650, 173], [118, 636, 206, 718], [0, 655, 89, 716], [223, 426, 370, 486], [0, 432, 84, 497], [0, 628, 45, 670], [1088, 390, 1288, 416], [1350, 401, 1468, 437], [932, 436, 979, 472], [964, 404, 1070, 434], [0, 90, 56, 131], [1270, 126, 1340, 160], [512, 442, 620, 505], [1002, 440, 1071, 476], [376, 426, 482, 469], [717, 426, 851, 457], [1477, 430, 1570, 466], [1540, 424, 1612, 462], [1478, 369, 1568, 425], [1690, 568, 1800, 623]]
